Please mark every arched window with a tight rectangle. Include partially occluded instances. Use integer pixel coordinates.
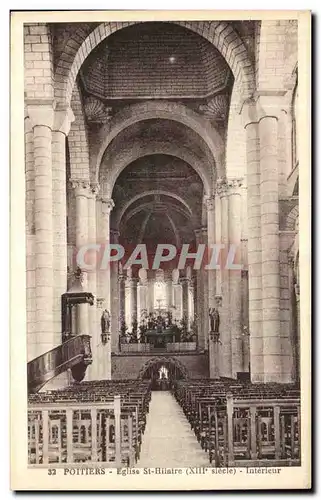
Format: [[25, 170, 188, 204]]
[[292, 75, 299, 169]]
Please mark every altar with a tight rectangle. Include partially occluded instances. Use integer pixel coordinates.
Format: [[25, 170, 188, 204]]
[[144, 328, 175, 348]]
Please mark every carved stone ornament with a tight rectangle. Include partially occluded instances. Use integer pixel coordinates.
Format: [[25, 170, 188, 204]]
[[215, 295, 222, 308], [84, 96, 113, 123], [209, 331, 221, 343], [199, 94, 228, 121], [96, 298, 105, 309]]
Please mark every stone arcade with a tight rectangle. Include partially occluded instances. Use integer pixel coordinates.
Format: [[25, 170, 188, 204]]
[[25, 19, 301, 467]]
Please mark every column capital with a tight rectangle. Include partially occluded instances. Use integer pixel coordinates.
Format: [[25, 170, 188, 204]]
[[216, 177, 244, 196], [25, 98, 56, 129], [201, 227, 208, 238], [70, 179, 91, 197], [204, 195, 215, 211], [127, 277, 139, 286], [110, 229, 120, 243], [241, 92, 286, 128], [226, 177, 244, 195], [53, 106, 75, 136], [96, 298, 105, 309], [179, 277, 190, 285], [216, 177, 228, 196], [89, 182, 100, 198], [100, 197, 115, 215]]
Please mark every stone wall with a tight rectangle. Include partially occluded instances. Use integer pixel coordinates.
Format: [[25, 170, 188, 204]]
[[111, 353, 209, 380]]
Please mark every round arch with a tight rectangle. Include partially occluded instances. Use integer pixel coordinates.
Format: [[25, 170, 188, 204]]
[[55, 21, 255, 107], [115, 190, 193, 227], [137, 356, 189, 380], [121, 202, 190, 229], [101, 142, 212, 196], [95, 102, 223, 181]]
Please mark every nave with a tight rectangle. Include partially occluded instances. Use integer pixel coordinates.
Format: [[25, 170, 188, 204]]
[[137, 391, 209, 467], [28, 377, 300, 468]]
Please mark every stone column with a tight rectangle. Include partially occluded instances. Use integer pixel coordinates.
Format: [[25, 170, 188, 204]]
[[147, 271, 155, 313], [243, 102, 263, 383], [194, 229, 205, 349], [202, 228, 209, 349], [70, 180, 90, 336], [138, 270, 148, 321], [118, 271, 126, 332], [259, 113, 282, 382], [241, 270, 250, 372], [180, 276, 190, 329], [228, 178, 244, 378], [25, 117, 36, 362], [205, 196, 216, 312], [99, 196, 114, 307], [86, 182, 99, 379], [173, 273, 182, 322], [165, 273, 173, 310], [209, 332, 220, 379], [52, 108, 75, 342], [217, 180, 232, 377], [206, 195, 220, 375], [97, 195, 114, 379], [110, 230, 120, 353], [189, 277, 195, 331], [128, 277, 139, 330], [279, 232, 295, 382], [27, 101, 55, 357]]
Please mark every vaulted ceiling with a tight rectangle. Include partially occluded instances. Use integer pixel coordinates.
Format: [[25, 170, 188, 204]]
[[80, 22, 232, 101]]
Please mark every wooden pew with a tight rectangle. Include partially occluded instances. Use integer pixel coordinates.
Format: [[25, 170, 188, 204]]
[[173, 380, 301, 467]]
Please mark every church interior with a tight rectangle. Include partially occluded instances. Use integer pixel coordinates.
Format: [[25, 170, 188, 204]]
[[25, 19, 300, 467]]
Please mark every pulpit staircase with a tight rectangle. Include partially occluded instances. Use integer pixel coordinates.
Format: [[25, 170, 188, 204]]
[[27, 334, 92, 394]]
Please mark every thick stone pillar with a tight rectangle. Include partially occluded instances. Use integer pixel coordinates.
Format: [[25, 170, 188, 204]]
[[228, 178, 244, 378], [86, 183, 99, 379], [25, 117, 36, 362], [52, 108, 75, 342], [241, 270, 250, 372], [70, 180, 90, 336], [244, 104, 263, 383], [259, 113, 282, 382], [217, 180, 232, 377], [27, 101, 55, 356], [279, 232, 295, 381]]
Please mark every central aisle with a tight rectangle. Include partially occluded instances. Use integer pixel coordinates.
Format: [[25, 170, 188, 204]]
[[137, 391, 209, 467]]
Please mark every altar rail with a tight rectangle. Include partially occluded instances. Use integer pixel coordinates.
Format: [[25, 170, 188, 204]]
[[120, 342, 197, 353]]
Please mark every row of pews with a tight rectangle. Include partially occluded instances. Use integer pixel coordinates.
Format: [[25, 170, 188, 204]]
[[28, 380, 151, 467], [173, 379, 301, 467]]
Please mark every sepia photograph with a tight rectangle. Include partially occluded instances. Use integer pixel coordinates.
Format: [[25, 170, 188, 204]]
[[10, 9, 311, 490]]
